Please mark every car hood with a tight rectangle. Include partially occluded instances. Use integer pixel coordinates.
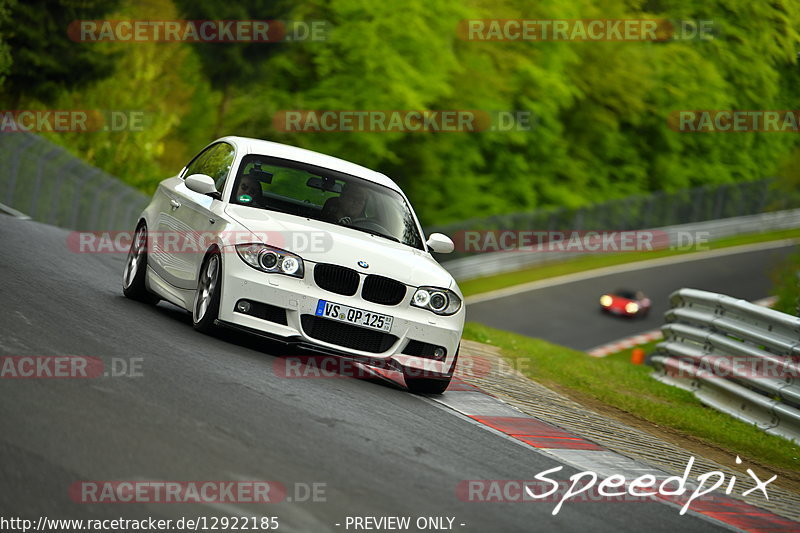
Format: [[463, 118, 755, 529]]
[[225, 204, 455, 289], [609, 297, 636, 309]]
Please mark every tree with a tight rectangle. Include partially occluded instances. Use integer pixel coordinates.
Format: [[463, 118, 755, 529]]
[[0, 0, 14, 88], [172, 0, 292, 138], [12, 0, 800, 228], [44, 0, 217, 190], [0, 0, 121, 107]]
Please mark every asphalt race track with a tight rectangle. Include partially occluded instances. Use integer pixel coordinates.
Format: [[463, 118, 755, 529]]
[[0, 216, 734, 531], [466, 243, 797, 351]]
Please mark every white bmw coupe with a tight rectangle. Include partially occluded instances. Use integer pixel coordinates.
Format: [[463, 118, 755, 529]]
[[123, 137, 464, 393]]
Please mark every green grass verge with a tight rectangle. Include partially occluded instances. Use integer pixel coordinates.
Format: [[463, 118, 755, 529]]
[[460, 228, 800, 297], [463, 322, 800, 472]]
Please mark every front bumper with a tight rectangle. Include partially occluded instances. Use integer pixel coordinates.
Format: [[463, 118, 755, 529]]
[[217, 249, 464, 376], [601, 305, 640, 317]]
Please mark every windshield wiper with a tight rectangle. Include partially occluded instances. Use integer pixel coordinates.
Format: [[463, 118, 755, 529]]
[[345, 225, 401, 243]]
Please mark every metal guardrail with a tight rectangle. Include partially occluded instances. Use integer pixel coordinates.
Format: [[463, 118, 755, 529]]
[[650, 288, 800, 444], [0, 131, 149, 230], [3, 130, 799, 261], [430, 178, 798, 250], [439, 209, 800, 281]]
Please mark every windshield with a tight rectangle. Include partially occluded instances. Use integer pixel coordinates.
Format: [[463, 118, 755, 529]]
[[229, 154, 424, 250], [614, 289, 638, 299]]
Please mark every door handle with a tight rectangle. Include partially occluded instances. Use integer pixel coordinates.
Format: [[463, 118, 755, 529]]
[[170, 199, 181, 209]]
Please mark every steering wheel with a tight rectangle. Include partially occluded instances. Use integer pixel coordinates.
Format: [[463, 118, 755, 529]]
[[348, 217, 391, 235]]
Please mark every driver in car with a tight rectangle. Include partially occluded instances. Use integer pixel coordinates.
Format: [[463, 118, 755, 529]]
[[322, 183, 367, 224], [235, 174, 265, 206]]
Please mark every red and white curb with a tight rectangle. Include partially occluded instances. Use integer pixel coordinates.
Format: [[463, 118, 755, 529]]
[[426, 378, 800, 532], [587, 329, 663, 357], [586, 296, 779, 358]]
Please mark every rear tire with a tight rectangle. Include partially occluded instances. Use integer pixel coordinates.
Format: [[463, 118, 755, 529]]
[[122, 223, 159, 305], [193, 251, 222, 333]]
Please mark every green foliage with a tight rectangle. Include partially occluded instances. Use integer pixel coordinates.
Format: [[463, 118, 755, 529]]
[[0, 0, 14, 87], [245, 0, 800, 224], [171, 0, 292, 137], [3, 0, 800, 226], [38, 0, 217, 191], [0, 0, 121, 106]]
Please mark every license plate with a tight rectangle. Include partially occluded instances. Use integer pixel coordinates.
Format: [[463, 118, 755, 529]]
[[315, 300, 393, 332]]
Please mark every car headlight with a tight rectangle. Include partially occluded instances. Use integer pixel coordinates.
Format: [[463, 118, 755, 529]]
[[411, 286, 462, 316], [235, 243, 305, 278], [600, 295, 612, 307], [625, 302, 639, 314]]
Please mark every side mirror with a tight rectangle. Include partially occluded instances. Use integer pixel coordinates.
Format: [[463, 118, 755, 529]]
[[185, 174, 220, 199], [426, 232, 455, 254]]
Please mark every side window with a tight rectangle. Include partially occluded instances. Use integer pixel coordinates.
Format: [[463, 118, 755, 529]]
[[183, 147, 213, 178], [182, 143, 235, 191], [204, 143, 235, 191]]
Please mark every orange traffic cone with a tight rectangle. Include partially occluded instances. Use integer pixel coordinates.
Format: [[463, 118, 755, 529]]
[[631, 348, 645, 365]]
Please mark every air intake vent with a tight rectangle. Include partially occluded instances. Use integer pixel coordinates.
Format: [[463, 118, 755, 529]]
[[300, 315, 397, 353]]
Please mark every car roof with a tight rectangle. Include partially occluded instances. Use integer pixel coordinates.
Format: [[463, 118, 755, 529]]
[[219, 136, 402, 192], [612, 289, 640, 298]]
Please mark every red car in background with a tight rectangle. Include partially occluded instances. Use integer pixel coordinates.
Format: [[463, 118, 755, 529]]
[[599, 289, 651, 318]]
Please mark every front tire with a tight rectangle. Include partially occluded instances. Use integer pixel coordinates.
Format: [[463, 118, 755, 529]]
[[405, 376, 452, 395], [404, 347, 459, 395], [193, 251, 222, 333], [122, 223, 159, 305]]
